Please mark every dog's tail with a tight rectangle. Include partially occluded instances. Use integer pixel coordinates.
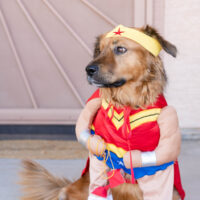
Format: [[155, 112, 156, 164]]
[[19, 159, 71, 200]]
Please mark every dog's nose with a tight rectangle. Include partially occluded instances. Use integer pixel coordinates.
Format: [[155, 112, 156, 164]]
[[86, 65, 99, 76]]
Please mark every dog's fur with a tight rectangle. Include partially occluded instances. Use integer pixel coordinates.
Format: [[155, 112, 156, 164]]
[[89, 26, 177, 109], [20, 26, 180, 200], [20, 160, 143, 200]]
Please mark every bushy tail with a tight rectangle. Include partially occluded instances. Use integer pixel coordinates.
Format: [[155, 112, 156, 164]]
[[111, 183, 143, 200], [19, 160, 71, 200]]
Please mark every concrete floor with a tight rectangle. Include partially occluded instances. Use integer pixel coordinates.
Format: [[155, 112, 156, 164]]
[[0, 140, 199, 200]]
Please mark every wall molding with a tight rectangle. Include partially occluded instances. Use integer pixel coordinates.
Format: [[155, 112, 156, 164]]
[[181, 128, 200, 140], [0, 109, 81, 125]]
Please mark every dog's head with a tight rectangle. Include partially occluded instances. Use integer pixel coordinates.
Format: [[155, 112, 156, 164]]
[[86, 25, 177, 107]]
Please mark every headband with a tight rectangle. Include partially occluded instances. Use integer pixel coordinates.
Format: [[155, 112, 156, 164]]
[[105, 25, 162, 56]]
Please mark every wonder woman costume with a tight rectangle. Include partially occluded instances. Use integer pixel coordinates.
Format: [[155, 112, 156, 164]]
[[83, 89, 185, 200]]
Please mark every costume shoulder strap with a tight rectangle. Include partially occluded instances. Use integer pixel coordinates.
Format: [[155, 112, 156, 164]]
[[154, 94, 168, 108], [87, 89, 100, 103]]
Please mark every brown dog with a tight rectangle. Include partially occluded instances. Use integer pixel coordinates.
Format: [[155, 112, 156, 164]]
[[88, 25, 176, 109], [20, 26, 180, 200]]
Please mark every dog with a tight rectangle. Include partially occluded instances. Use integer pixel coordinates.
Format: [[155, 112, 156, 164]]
[[20, 25, 181, 200]]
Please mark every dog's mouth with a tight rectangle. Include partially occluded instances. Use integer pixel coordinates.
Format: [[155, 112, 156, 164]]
[[87, 76, 126, 88]]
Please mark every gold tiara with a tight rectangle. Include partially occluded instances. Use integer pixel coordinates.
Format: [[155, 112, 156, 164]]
[[105, 25, 162, 56]]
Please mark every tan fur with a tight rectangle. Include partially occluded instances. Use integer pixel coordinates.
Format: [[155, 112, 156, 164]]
[[20, 160, 143, 200], [20, 160, 71, 200], [111, 183, 143, 200], [92, 30, 168, 109], [173, 188, 181, 200], [63, 173, 89, 200]]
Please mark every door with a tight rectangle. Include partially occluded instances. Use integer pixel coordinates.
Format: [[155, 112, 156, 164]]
[[0, 0, 164, 124]]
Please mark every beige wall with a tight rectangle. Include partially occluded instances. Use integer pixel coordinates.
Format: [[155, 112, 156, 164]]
[[164, 0, 200, 128]]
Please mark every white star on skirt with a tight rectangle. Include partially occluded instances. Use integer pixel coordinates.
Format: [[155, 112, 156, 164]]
[[117, 160, 124, 166]]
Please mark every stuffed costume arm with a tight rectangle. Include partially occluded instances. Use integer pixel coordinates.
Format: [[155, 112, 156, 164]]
[[76, 98, 106, 155], [123, 106, 181, 168], [155, 106, 181, 164], [76, 98, 101, 137]]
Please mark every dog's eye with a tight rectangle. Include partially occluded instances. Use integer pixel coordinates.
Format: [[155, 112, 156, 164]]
[[114, 46, 127, 55]]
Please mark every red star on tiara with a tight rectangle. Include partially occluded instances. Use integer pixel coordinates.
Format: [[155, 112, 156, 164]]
[[113, 28, 124, 35]]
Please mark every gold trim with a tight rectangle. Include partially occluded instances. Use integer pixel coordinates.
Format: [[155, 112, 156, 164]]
[[130, 108, 161, 130], [107, 143, 127, 158], [129, 108, 161, 122], [101, 100, 161, 130], [130, 114, 160, 130], [102, 99, 109, 110], [91, 124, 95, 131]]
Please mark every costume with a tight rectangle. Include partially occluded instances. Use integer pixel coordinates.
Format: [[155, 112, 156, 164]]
[[83, 89, 185, 200]]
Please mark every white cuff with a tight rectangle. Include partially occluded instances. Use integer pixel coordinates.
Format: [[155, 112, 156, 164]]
[[78, 130, 90, 147], [141, 151, 157, 167]]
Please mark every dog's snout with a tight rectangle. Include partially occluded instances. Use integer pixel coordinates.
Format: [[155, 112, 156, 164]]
[[86, 65, 99, 76]]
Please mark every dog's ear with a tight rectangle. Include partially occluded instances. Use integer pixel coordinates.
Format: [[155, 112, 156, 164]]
[[93, 35, 103, 58], [143, 25, 177, 57]]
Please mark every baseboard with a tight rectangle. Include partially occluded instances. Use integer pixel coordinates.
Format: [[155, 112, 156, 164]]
[[0, 125, 199, 140], [0, 125, 76, 140], [181, 128, 200, 140]]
